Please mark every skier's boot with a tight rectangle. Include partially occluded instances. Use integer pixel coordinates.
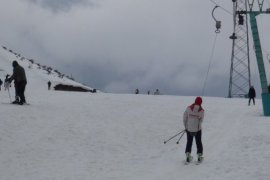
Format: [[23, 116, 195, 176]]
[[18, 101, 24, 105], [12, 97, 20, 104], [197, 153, 203, 163], [186, 152, 193, 163]]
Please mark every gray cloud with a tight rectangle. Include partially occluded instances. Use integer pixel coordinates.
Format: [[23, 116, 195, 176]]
[[25, 0, 95, 12], [0, 0, 269, 96]]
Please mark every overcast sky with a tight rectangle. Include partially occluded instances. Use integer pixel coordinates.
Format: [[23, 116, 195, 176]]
[[0, 0, 269, 96]]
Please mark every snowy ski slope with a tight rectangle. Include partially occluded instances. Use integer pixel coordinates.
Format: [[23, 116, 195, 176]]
[[0, 47, 270, 180]]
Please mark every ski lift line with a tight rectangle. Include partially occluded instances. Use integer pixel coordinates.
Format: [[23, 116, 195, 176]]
[[209, 0, 233, 15], [212, 5, 219, 22], [257, 0, 264, 6], [212, 5, 222, 33], [201, 33, 218, 96]]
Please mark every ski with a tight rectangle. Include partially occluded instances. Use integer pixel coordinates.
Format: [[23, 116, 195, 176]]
[[184, 156, 193, 165], [1, 102, 30, 105], [184, 156, 203, 165], [196, 157, 204, 165]]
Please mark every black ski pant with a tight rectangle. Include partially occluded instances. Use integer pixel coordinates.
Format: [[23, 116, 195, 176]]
[[14, 81, 19, 101], [185, 130, 203, 155], [248, 97, 255, 105], [16, 80, 27, 103]]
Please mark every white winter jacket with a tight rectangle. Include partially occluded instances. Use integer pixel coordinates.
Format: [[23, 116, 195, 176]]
[[183, 104, 204, 132]]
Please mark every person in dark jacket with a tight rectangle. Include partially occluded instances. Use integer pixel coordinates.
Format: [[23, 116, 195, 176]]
[[8, 61, 27, 105], [0, 78, 2, 91], [48, 81, 51, 90], [248, 86, 256, 105]]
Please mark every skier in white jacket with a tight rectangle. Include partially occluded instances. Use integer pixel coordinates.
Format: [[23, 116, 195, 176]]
[[183, 96, 204, 163]]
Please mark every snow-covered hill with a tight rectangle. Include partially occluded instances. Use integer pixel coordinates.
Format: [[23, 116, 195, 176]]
[[0, 46, 270, 180], [0, 46, 95, 94]]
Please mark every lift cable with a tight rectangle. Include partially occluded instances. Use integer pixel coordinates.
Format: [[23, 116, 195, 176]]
[[201, 5, 223, 96], [201, 33, 219, 96], [209, 0, 233, 15]]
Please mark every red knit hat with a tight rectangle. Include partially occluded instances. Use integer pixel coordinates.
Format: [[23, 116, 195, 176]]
[[189, 97, 203, 111], [195, 96, 202, 106]]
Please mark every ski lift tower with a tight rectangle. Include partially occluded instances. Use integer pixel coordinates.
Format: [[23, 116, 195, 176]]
[[228, 0, 251, 98], [232, 0, 270, 115]]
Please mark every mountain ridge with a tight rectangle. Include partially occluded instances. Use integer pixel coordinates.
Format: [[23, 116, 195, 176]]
[[0, 45, 96, 92]]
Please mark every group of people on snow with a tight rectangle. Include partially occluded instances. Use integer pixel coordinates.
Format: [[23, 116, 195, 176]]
[[0, 59, 262, 163], [1, 60, 55, 105], [135, 88, 160, 95]]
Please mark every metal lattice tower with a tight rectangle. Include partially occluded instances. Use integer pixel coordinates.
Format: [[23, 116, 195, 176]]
[[228, 0, 251, 98]]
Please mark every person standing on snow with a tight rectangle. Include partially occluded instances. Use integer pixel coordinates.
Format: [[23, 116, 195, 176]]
[[4, 74, 10, 90], [248, 86, 256, 106], [0, 78, 2, 90], [48, 81, 51, 90], [8, 60, 27, 105], [183, 96, 204, 163], [154, 89, 160, 95]]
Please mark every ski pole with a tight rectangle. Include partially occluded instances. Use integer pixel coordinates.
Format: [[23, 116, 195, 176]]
[[7, 86, 12, 103], [176, 130, 186, 144], [164, 130, 185, 144]]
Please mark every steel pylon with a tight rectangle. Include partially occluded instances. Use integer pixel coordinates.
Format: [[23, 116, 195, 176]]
[[228, 0, 251, 98]]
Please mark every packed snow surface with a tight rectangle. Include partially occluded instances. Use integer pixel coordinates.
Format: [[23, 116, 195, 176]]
[[1, 47, 270, 180], [0, 90, 269, 180]]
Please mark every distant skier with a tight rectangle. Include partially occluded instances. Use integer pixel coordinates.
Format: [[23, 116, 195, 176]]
[[8, 60, 27, 105], [183, 96, 204, 163], [4, 74, 10, 90], [48, 81, 51, 90], [135, 88, 139, 94], [154, 89, 160, 95], [248, 86, 256, 106], [0, 78, 2, 91]]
